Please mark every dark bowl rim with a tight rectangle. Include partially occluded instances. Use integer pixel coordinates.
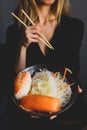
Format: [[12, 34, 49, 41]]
[[10, 64, 78, 117]]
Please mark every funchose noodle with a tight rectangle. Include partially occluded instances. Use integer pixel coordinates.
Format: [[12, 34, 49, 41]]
[[14, 69, 72, 113], [30, 69, 72, 107]]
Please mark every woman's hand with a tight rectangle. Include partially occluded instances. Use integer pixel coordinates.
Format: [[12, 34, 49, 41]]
[[78, 85, 83, 93], [24, 24, 42, 48]]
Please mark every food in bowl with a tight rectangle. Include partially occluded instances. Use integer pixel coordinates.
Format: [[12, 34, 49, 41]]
[[30, 69, 72, 107], [14, 72, 32, 99], [14, 68, 74, 114], [20, 94, 61, 114]]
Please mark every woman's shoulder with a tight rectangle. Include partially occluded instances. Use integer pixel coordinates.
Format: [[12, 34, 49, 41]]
[[61, 15, 84, 31], [60, 15, 84, 39]]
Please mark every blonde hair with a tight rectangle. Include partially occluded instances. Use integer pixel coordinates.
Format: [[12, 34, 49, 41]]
[[14, 0, 70, 26]]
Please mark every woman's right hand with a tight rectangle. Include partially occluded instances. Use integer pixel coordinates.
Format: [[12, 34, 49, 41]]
[[24, 24, 42, 48]]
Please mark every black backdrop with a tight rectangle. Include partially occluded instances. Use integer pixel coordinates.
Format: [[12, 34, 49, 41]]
[[0, 0, 87, 97]]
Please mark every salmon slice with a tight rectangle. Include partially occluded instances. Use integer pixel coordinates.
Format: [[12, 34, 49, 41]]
[[20, 94, 61, 113], [14, 71, 32, 99]]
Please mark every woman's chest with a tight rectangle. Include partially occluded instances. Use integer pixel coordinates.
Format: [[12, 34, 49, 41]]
[[40, 21, 57, 42]]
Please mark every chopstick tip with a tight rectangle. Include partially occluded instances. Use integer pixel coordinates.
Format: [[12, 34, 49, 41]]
[[51, 46, 54, 50], [11, 12, 14, 16]]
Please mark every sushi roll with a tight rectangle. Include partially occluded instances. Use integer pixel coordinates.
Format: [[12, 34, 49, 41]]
[[14, 71, 32, 99]]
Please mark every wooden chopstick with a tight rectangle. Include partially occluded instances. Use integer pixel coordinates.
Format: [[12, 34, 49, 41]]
[[11, 12, 27, 27], [22, 9, 54, 50], [22, 9, 35, 26], [11, 12, 51, 49], [11, 12, 54, 50]]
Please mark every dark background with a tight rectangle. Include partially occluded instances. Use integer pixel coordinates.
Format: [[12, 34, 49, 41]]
[[0, 0, 87, 99]]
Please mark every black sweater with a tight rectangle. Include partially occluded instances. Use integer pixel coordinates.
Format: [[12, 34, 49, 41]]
[[6, 15, 84, 84], [6, 15, 86, 130]]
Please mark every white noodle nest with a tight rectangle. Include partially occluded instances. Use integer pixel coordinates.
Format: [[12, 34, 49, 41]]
[[30, 70, 72, 107]]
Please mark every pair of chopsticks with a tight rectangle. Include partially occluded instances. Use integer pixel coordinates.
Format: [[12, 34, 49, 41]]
[[11, 9, 54, 50]]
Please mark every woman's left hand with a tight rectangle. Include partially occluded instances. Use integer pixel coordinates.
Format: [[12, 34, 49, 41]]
[[78, 85, 83, 93]]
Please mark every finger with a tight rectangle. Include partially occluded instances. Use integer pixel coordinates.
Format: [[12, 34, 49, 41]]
[[27, 38, 39, 43], [31, 34, 40, 39], [25, 29, 38, 38], [78, 86, 83, 93], [26, 25, 41, 32], [25, 31, 40, 43], [26, 25, 35, 30], [31, 29, 42, 37], [25, 29, 42, 38], [27, 33, 39, 41], [26, 25, 42, 35], [49, 115, 57, 120]]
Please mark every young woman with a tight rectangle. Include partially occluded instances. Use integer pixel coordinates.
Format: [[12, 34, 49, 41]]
[[6, 0, 85, 129], [7, 0, 83, 91]]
